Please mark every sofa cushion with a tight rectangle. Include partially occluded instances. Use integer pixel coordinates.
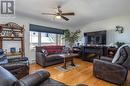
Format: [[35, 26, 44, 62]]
[[46, 54, 63, 62], [42, 46, 64, 54]]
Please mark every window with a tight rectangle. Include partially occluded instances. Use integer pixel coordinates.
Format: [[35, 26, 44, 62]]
[[30, 31, 38, 50], [41, 32, 56, 45], [30, 31, 64, 50], [57, 34, 64, 45]]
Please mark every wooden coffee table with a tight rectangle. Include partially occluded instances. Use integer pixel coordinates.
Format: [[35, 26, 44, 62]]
[[59, 53, 79, 69]]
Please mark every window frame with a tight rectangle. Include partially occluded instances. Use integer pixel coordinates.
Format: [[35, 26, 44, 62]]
[[30, 31, 64, 50]]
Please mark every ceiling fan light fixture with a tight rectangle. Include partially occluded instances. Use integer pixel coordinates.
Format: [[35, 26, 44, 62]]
[[41, 5, 74, 21], [56, 15, 61, 19]]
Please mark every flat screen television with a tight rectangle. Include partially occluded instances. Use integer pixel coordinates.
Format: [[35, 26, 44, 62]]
[[84, 30, 106, 45]]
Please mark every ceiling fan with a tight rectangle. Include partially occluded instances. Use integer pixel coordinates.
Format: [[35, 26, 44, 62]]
[[41, 6, 75, 21]]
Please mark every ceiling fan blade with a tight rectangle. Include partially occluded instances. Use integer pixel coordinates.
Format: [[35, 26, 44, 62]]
[[61, 15, 69, 21], [61, 12, 75, 16], [41, 13, 56, 15]]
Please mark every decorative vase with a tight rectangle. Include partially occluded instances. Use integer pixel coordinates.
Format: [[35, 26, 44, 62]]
[[11, 33, 15, 37], [18, 33, 23, 37]]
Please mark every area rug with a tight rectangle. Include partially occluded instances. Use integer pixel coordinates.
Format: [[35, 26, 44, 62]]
[[55, 64, 80, 72]]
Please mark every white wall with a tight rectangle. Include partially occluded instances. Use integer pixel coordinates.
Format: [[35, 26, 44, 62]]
[[1, 14, 130, 63], [82, 15, 130, 45], [0, 15, 68, 63]]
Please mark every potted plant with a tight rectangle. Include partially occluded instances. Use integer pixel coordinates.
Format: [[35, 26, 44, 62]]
[[115, 42, 125, 48], [63, 29, 81, 53]]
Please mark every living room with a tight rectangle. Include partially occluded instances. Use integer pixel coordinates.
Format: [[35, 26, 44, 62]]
[[0, 0, 130, 86]]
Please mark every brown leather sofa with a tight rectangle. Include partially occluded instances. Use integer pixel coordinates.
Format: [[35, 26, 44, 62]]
[[36, 46, 64, 67], [0, 66, 68, 86], [93, 46, 130, 85], [0, 48, 29, 79]]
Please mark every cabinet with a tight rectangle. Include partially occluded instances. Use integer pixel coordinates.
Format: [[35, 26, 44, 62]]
[[84, 30, 106, 45], [0, 22, 25, 57]]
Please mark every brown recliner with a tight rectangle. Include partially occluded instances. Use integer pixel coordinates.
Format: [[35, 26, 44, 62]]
[[93, 46, 130, 85], [0, 48, 29, 79]]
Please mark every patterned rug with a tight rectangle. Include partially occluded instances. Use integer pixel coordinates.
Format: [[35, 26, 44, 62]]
[[55, 64, 80, 72]]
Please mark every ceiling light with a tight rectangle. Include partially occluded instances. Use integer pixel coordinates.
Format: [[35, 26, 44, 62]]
[[56, 15, 61, 19]]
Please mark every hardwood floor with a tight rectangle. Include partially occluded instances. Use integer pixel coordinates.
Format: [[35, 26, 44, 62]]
[[30, 58, 130, 86]]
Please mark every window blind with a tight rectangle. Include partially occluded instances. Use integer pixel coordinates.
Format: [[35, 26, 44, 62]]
[[29, 24, 64, 34]]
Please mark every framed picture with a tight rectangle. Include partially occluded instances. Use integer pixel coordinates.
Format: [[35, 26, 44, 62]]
[[10, 47, 16, 53]]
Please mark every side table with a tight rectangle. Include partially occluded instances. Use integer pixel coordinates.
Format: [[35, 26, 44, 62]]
[[107, 47, 117, 57]]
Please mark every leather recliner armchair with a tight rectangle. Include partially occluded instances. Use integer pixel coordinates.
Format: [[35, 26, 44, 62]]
[[0, 48, 29, 79], [93, 45, 130, 85], [0, 66, 68, 86]]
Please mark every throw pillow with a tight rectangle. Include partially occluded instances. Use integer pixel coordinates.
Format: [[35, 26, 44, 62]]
[[0, 49, 4, 55], [0, 49, 8, 64], [41, 49, 48, 56], [62, 47, 70, 53]]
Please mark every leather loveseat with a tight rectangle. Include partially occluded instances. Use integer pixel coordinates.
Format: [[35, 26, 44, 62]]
[[0, 66, 68, 86], [0, 48, 29, 79], [36, 46, 64, 67]]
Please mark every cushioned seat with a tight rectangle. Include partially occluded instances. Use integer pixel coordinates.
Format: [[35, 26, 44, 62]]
[[0, 48, 29, 79], [46, 54, 63, 62]]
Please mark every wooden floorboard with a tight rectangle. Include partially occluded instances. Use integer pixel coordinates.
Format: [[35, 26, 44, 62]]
[[30, 58, 130, 86]]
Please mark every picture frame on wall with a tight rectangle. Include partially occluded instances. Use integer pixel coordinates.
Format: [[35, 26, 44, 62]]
[[10, 47, 16, 53]]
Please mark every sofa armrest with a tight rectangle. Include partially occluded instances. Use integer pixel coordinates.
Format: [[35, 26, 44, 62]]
[[19, 69, 50, 86], [93, 59, 127, 72], [8, 57, 29, 62], [100, 56, 113, 62], [36, 52, 46, 66], [7, 57, 29, 69], [93, 59, 128, 84], [1, 63, 28, 70]]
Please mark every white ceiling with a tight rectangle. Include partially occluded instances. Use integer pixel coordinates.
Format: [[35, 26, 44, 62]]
[[16, 0, 130, 28]]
